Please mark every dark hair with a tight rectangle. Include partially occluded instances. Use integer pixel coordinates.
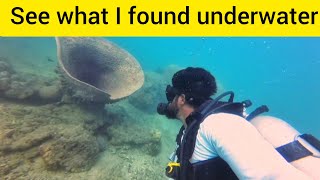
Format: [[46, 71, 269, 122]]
[[172, 67, 217, 107]]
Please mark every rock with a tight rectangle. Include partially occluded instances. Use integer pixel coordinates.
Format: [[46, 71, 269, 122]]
[[5, 88, 34, 100], [0, 71, 10, 78], [38, 84, 62, 102], [150, 129, 161, 142], [0, 61, 13, 92], [39, 126, 100, 172], [145, 129, 162, 156], [0, 60, 13, 73], [3, 80, 35, 100], [0, 77, 10, 91], [107, 122, 162, 156], [0, 126, 53, 153], [0, 101, 108, 177], [10, 74, 20, 81], [2, 129, 15, 139], [0, 158, 22, 177]]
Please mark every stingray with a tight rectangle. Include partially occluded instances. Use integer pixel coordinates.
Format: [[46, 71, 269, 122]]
[[55, 37, 144, 103]]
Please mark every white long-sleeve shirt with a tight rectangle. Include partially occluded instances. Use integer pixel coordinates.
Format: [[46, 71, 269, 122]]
[[189, 113, 312, 180]]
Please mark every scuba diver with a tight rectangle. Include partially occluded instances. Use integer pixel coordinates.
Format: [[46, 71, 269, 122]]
[[157, 67, 320, 180]]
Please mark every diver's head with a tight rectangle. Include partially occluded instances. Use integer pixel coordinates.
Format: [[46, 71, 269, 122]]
[[157, 67, 217, 120]]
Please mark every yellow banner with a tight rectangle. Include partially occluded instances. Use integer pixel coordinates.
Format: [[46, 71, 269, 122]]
[[0, 0, 320, 36]]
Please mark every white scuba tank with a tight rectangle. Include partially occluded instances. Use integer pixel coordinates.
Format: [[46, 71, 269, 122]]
[[250, 116, 320, 180]]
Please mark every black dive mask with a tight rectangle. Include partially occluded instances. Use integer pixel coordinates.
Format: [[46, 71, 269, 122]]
[[157, 85, 180, 119], [165, 85, 179, 102]]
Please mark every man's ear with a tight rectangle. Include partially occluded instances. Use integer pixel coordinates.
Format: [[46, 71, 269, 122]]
[[177, 94, 186, 105]]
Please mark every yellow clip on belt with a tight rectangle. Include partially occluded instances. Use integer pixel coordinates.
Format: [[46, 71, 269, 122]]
[[167, 162, 180, 173]]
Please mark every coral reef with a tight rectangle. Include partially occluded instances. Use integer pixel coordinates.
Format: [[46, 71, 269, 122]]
[[0, 58, 35, 100], [0, 90, 174, 180], [0, 58, 63, 103], [0, 61, 182, 180], [0, 38, 191, 180], [0, 102, 106, 177], [4, 80, 35, 100]]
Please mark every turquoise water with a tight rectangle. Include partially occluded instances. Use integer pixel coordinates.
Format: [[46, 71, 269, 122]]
[[0, 37, 319, 137], [109, 37, 320, 137]]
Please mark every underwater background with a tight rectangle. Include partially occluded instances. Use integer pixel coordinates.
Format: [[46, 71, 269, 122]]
[[0, 37, 319, 179], [110, 37, 320, 137]]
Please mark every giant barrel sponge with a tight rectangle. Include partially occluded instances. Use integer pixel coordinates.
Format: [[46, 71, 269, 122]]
[[56, 37, 144, 104]]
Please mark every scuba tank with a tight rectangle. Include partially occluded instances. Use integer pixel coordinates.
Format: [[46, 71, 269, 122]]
[[250, 116, 320, 179]]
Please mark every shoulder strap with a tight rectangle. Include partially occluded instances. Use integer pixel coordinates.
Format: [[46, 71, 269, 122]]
[[175, 126, 185, 163]]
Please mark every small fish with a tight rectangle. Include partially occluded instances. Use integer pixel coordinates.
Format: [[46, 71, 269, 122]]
[[47, 56, 54, 62]]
